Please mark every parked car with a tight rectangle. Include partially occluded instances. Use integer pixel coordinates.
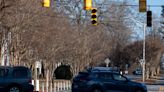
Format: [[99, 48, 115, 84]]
[[133, 68, 142, 75], [0, 66, 34, 92], [72, 67, 147, 92]]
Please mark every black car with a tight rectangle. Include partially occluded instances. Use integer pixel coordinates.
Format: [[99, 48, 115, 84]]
[[72, 67, 147, 92], [133, 68, 142, 75], [0, 66, 34, 92]]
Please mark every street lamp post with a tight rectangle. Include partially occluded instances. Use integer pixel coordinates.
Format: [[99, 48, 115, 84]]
[[142, 24, 146, 82]]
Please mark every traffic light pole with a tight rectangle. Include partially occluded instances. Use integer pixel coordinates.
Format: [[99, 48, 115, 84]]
[[143, 24, 146, 82], [123, 17, 146, 82]]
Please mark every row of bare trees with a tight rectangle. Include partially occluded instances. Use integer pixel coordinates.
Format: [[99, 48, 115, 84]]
[[0, 0, 164, 79]]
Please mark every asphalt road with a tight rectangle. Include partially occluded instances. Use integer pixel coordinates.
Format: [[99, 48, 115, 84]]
[[57, 85, 164, 92], [125, 74, 142, 80], [58, 85, 164, 92], [126, 74, 164, 92], [147, 84, 164, 92]]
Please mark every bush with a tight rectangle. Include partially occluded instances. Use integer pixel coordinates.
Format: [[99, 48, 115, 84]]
[[54, 65, 73, 80]]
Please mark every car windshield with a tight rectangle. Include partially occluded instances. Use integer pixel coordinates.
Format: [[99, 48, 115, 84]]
[[77, 72, 89, 77], [113, 74, 127, 81]]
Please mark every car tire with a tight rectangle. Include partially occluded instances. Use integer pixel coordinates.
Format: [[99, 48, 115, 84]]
[[8, 86, 22, 92], [92, 88, 103, 92]]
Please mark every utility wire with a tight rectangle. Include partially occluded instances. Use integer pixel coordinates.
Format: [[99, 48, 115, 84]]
[[55, 1, 164, 7], [96, 4, 163, 7], [5, 9, 162, 24], [1, 2, 162, 23]]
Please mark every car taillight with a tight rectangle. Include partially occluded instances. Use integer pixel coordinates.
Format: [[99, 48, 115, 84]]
[[28, 79, 32, 84]]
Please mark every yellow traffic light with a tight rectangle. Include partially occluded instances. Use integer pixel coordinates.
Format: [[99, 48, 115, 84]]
[[139, 0, 147, 12], [84, 0, 92, 10], [43, 0, 50, 8], [91, 8, 97, 26]]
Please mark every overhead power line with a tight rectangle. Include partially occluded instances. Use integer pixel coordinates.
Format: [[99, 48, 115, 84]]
[[56, 1, 163, 7], [96, 4, 163, 7], [6, 9, 162, 23]]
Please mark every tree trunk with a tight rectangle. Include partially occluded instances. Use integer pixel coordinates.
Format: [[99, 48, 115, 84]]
[[156, 66, 160, 75], [146, 69, 150, 79]]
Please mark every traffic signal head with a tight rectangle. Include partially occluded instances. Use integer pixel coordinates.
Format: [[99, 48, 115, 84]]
[[139, 0, 147, 12], [91, 8, 97, 26], [43, 0, 50, 8], [84, 0, 92, 10], [91, 8, 97, 13], [147, 10, 152, 27]]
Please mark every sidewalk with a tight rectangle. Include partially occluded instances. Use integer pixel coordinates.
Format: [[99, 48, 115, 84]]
[[134, 79, 156, 85], [150, 75, 164, 85], [135, 74, 164, 85]]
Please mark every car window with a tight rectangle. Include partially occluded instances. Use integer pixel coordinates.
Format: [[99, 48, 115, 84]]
[[98, 73, 112, 80], [113, 74, 126, 81], [0, 69, 8, 77], [13, 68, 28, 78], [77, 72, 89, 78]]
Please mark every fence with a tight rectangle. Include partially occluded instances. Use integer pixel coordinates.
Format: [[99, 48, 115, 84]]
[[32, 79, 72, 92]]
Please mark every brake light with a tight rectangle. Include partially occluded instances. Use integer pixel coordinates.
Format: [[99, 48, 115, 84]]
[[28, 79, 32, 84]]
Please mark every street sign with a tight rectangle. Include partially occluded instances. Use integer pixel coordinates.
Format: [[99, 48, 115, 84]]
[[104, 58, 111, 67], [139, 59, 144, 66], [35, 61, 41, 68]]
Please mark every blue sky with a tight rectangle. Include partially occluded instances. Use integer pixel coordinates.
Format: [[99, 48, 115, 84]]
[[96, 0, 164, 16], [132, 0, 164, 17], [129, 0, 164, 39], [148, 0, 164, 17], [95, 0, 164, 40]]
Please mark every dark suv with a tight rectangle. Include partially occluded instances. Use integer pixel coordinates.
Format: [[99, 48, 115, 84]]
[[0, 66, 34, 92], [72, 67, 147, 92]]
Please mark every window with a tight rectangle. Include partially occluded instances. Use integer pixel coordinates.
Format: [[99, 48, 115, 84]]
[[13, 69, 28, 78], [113, 74, 126, 81], [0, 69, 8, 77], [98, 73, 112, 80]]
